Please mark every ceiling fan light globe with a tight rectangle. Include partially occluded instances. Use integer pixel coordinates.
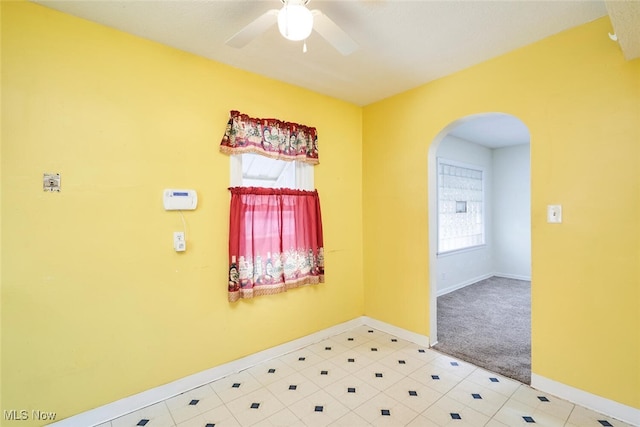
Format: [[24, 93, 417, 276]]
[[277, 4, 313, 41]]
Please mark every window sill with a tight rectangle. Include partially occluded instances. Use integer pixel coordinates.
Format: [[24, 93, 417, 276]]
[[437, 244, 487, 258]]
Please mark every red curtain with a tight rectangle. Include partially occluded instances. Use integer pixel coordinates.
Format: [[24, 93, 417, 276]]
[[227, 187, 324, 302]]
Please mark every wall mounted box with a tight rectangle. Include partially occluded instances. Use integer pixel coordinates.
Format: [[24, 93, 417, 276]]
[[163, 189, 198, 211]]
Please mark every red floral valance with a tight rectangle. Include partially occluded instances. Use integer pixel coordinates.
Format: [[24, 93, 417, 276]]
[[220, 110, 319, 164]]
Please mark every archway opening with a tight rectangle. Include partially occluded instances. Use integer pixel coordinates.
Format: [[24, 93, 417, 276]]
[[428, 112, 532, 383]]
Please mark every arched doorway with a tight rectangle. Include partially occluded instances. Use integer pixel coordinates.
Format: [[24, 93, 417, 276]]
[[428, 112, 532, 383]]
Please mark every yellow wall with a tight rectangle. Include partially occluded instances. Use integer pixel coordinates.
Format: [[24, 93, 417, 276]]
[[2, 1, 639, 424], [363, 17, 639, 408], [0, 2, 363, 424]]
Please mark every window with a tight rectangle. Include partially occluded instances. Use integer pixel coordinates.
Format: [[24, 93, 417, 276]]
[[437, 158, 485, 254], [220, 110, 323, 301], [227, 154, 320, 301], [230, 153, 313, 190]]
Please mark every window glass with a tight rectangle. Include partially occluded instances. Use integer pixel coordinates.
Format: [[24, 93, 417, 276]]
[[437, 159, 485, 254], [231, 153, 313, 190]]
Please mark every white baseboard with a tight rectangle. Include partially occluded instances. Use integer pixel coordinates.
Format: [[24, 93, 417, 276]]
[[437, 273, 493, 297], [494, 272, 532, 281], [531, 373, 640, 426], [436, 272, 532, 297], [361, 316, 430, 348], [49, 317, 367, 427]]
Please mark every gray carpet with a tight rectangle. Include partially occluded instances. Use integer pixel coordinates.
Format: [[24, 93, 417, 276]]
[[433, 276, 531, 384]]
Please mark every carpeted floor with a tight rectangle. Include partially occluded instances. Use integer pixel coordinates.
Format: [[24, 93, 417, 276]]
[[433, 276, 531, 384]]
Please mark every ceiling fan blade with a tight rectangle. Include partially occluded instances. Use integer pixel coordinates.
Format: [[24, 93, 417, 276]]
[[311, 10, 358, 56], [225, 9, 278, 48]]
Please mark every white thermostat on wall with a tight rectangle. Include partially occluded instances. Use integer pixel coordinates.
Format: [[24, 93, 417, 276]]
[[163, 189, 198, 211]]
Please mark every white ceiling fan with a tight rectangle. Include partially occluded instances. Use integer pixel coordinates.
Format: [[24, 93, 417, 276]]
[[225, 0, 358, 56]]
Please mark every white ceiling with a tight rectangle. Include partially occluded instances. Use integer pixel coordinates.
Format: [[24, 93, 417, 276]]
[[606, 0, 640, 60], [448, 114, 531, 148], [30, 0, 638, 148]]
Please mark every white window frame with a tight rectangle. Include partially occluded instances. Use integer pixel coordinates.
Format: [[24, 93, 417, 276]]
[[230, 154, 314, 190], [437, 158, 486, 255]]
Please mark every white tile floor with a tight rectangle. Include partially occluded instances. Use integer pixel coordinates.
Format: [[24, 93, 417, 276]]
[[98, 326, 634, 427]]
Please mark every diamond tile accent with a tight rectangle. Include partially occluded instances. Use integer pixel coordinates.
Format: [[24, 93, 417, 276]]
[[408, 390, 418, 396], [189, 399, 199, 405], [472, 393, 482, 399], [348, 358, 355, 362], [137, 420, 149, 427], [391, 339, 398, 342], [450, 361, 459, 366], [489, 377, 499, 382], [418, 349, 426, 353], [268, 368, 276, 373], [368, 330, 374, 333], [375, 373, 383, 378], [381, 409, 391, 416], [523, 416, 535, 423], [398, 360, 406, 364], [321, 370, 328, 375], [431, 375, 440, 380], [371, 348, 378, 352], [299, 357, 306, 361], [348, 338, 354, 341], [250, 402, 260, 409], [450, 413, 462, 420], [537, 396, 549, 402], [315, 405, 324, 412], [232, 383, 241, 388], [325, 347, 332, 350], [205, 424, 215, 427], [598, 421, 613, 427], [289, 385, 297, 390], [347, 387, 356, 393]]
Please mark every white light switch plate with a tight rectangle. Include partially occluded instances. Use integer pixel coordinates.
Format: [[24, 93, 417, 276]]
[[547, 205, 562, 223]]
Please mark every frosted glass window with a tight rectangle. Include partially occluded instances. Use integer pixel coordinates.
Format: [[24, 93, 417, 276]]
[[230, 154, 313, 190], [437, 159, 485, 254]]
